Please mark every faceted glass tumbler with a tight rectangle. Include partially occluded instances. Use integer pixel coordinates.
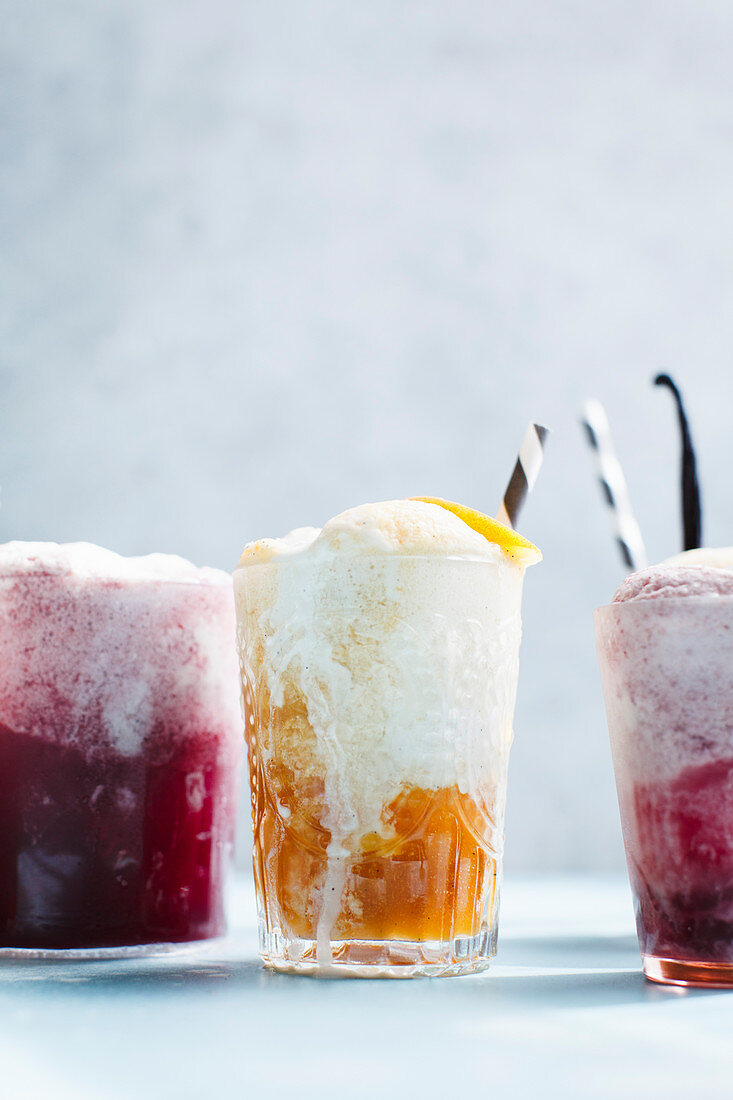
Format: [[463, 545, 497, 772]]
[[234, 553, 527, 977]]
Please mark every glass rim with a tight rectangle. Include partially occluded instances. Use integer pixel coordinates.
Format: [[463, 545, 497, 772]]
[[233, 550, 520, 571]]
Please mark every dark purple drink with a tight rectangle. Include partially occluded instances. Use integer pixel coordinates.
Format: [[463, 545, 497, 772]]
[[0, 543, 241, 952], [595, 557, 733, 986]]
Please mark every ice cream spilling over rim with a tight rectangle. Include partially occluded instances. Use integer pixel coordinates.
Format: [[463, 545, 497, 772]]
[[235, 501, 536, 834], [235, 499, 533, 964], [237, 499, 541, 568]]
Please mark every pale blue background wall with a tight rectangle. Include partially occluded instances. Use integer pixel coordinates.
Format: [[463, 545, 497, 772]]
[[3, 0, 733, 870]]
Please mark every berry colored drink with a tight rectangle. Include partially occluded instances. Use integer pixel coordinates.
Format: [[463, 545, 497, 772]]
[[595, 554, 733, 986], [0, 543, 242, 952], [234, 499, 540, 977]]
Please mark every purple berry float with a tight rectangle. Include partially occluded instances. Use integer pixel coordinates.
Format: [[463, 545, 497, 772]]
[[0, 543, 242, 954], [587, 375, 733, 986], [596, 555, 733, 986]]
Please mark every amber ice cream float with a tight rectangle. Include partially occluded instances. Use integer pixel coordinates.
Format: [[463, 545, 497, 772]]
[[234, 498, 540, 976]]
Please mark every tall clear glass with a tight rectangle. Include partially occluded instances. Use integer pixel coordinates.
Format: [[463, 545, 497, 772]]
[[595, 597, 733, 986], [0, 568, 242, 955], [234, 552, 527, 977]]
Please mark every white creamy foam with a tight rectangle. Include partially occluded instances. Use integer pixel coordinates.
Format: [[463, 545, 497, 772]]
[[255, 553, 522, 812], [0, 542, 241, 759], [596, 598, 733, 782], [0, 541, 229, 585], [238, 499, 505, 565], [600, 549, 733, 784], [664, 546, 733, 570], [613, 565, 733, 603], [235, 500, 531, 959]]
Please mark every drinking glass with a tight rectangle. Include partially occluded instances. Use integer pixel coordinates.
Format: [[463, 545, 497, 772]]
[[0, 567, 242, 955], [596, 597, 733, 986], [235, 552, 528, 977]]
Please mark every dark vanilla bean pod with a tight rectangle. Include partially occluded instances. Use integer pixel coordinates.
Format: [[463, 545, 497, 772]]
[[654, 374, 702, 551]]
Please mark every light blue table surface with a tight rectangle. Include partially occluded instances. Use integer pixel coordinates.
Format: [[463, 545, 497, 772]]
[[1, 875, 731, 1099]]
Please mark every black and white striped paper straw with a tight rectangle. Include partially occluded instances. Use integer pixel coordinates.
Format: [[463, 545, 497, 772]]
[[496, 422, 549, 529], [580, 399, 648, 573]]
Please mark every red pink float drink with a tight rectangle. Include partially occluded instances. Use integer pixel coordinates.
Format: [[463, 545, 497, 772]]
[[0, 543, 241, 952], [596, 555, 733, 985]]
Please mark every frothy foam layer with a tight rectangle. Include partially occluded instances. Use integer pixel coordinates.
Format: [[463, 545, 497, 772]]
[[238, 499, 509, 565], [597, 598, 733, 782], [0, 541, 229, 585], [0, 543, 241, 759], [614, 564, 733, 603], [239, 555, 522, 834]]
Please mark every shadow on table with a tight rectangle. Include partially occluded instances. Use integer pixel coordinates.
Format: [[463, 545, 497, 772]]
[[463, 967, 664, 1008], [497, 933, 640, 969], [0, 931, 730, 1010], [0, 961, 727, 1012], [0, 955, 264, 991]]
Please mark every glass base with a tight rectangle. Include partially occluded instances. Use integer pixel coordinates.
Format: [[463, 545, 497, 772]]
[[643, 955, 733, 988], [260, 928, 494, 978], [0, 939, 220, 962]]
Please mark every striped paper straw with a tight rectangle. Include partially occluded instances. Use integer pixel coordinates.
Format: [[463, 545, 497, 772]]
[[497, 422, 549, 529], [580, 399, 648, 572]]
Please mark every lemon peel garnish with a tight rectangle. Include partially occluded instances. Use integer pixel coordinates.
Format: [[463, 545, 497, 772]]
[[411, 497, 542, 566]]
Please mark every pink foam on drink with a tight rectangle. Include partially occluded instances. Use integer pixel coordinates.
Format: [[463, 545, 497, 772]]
[[0, 542, 235, 759], [0, 543, 242, 949], [613, 564, 733, 604]]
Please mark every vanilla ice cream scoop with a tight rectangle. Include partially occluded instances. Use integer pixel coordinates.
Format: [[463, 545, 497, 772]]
[[664, 547, 733, 570], [238, 498, 540, 566]]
